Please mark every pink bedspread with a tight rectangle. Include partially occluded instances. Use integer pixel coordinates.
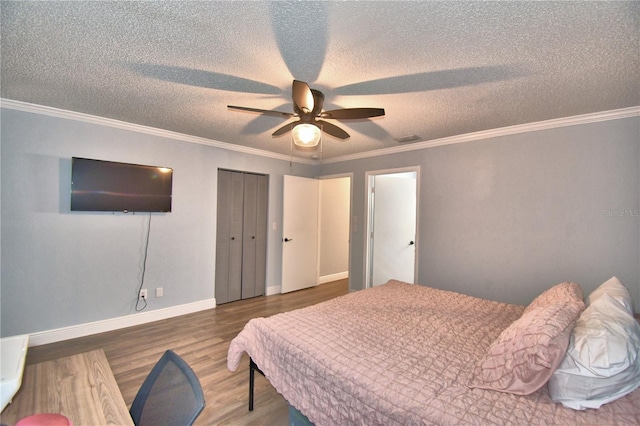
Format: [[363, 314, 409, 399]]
[[228, 280, 640, 425]]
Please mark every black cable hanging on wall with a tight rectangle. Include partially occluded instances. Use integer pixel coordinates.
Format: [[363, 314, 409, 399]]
[[135, 213, 152, 312]]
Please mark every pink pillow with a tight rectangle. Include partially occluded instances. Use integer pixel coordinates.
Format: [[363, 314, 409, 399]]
[[469, 297, 585, 395], [523, 282, 583, 316]]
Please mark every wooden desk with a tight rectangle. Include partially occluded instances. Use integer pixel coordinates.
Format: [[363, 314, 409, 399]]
[[0, 349, 133, 426]]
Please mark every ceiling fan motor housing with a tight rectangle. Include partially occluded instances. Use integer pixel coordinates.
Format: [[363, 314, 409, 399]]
[[228, 80, 384, 141]]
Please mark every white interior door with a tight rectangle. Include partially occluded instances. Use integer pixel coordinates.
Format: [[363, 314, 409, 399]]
[[282, 175, 319, 293], [368, 170, 418, 287]]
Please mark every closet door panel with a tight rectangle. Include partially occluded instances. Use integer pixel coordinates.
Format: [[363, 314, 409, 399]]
[[228, 171, 245, 302], [254, 174, 268, 297], [214, 170, 232, 304], [241, 174, 258, 299], [216, 170, 268, 304]]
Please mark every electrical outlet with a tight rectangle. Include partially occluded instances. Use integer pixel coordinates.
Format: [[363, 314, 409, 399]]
[[139, 289, 147, 300]]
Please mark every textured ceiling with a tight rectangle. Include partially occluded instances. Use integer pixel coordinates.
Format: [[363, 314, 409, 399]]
[[1, 1, 639, 160]]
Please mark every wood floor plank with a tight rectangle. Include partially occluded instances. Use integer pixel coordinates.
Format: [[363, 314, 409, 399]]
[[23, 279, 349, 425]]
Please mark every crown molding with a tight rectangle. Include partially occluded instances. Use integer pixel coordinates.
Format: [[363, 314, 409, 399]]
[[322, 106, 640, 164], [0, 98, 318, 165], [2, 98, 637, 166]]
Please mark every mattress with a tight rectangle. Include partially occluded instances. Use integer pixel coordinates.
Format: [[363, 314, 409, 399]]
[[228, 280, 640, 425]]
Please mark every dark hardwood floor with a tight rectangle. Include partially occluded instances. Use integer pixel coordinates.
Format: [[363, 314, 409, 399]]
[[24, 279, 349, 425]]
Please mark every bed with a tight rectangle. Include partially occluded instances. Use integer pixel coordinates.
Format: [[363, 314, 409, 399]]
[[227, 279, 640, 425]]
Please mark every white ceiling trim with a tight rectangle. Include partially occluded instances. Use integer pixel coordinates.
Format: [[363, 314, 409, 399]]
[[0, 98, 317, 165], [2, 99, 638, 166], [323, 106, 640, 164]]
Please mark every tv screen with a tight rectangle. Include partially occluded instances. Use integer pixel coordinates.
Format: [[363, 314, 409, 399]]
[[71, 157, 173, 212]]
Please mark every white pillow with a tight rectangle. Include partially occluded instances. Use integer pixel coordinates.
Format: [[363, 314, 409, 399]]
[[548, 293, 640, 410], [587, 276, 634, 315]]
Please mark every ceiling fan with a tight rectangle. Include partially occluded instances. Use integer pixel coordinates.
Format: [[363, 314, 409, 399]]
[[228, 80, 385, 147]]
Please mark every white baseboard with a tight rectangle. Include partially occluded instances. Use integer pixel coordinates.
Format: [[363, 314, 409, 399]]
[[319, 271, 349, 284], [266, 273, 348, 295], [28, 298, 216, 347]]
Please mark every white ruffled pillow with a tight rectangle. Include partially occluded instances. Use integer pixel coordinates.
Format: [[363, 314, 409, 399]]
[[549, 290, 640, 410], [587, 276, 634, 315]]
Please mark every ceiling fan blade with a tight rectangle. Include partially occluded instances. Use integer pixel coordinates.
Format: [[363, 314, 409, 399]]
[[272, 121, 296, 137], [316, 120, 350, 139], [228, 105, 294, 118], [292, 80, 314, 113], [320, 108, 385, 120]]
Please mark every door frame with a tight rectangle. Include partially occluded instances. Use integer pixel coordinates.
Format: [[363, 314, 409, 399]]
[[364, 166, 420, 289], [318, 172, 353, 291]]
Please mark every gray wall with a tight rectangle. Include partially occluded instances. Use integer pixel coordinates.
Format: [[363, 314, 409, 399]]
[[319, 177, 350, 278], [2, 107, 638, 338], [1, 108, 317, 336], [321, 117, 640, 309]]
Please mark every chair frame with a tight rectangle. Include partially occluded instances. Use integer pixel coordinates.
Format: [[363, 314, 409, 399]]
[[129, 350, 205, 426]]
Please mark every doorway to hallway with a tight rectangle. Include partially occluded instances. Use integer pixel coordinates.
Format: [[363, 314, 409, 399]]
[[365, 167, 419, 287]]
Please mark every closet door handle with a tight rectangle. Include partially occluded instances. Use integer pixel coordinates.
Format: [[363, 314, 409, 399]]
[[409, 241, 414, 245], [283, 238, 293, 242], [231, 237, 235, 240]]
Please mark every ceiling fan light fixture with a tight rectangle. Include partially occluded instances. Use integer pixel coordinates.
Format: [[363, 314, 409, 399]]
[[292, 123, 321, 147]]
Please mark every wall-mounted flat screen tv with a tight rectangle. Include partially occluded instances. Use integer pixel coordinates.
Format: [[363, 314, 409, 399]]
[[71, 157, 173, 212]]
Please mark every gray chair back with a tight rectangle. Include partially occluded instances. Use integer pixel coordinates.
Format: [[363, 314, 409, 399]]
[[130, 350, 205, 426]]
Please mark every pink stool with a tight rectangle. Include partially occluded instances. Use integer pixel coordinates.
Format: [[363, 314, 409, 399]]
[[16, 414, 71, 426]]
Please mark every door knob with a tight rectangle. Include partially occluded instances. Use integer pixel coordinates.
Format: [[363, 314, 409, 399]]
[[409, 241, 414, 245], [283, 238, 293, 242]]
